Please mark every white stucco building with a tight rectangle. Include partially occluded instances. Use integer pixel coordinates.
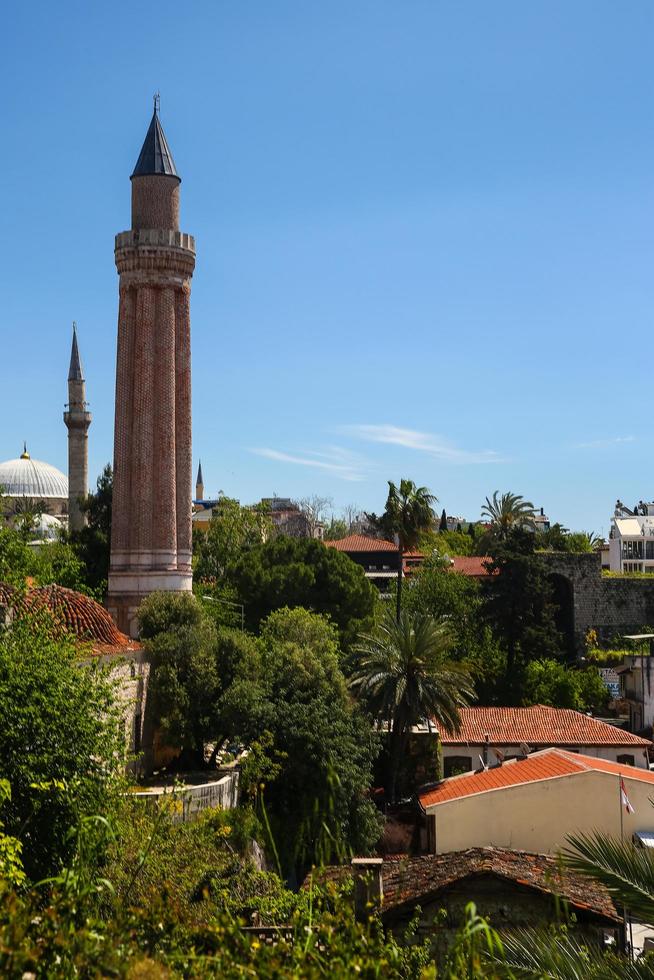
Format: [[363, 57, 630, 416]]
[[609, 500, 654, 573]]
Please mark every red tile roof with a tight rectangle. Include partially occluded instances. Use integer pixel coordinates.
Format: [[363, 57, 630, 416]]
[[304, 847, 618, 922], [0, 582, 134, 653], [325, 534, 398, 552], [380, 848, 618, 921], [449, 556, 494, 577], [324, 535, 423, 558], [419, 747, 654, 809], [436, 705, 650, 747]]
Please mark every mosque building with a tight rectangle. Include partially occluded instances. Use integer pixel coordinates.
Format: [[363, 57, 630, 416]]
[[0, 325, 91, 537]]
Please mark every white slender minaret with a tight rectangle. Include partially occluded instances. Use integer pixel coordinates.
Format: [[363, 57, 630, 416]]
[[63, 323, 91, 532]]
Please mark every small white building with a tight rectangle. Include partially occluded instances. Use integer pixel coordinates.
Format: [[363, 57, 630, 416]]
[[609, 500, 654, 573]]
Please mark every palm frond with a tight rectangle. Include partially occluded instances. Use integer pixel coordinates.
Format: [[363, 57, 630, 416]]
[[564, 831, 654, 924], [495, 928, 650, 979]]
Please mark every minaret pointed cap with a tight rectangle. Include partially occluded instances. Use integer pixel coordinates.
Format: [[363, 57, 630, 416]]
[[68, 322, 83, 382], [196, 460, 204, 486], [131, 95, 180, 181]]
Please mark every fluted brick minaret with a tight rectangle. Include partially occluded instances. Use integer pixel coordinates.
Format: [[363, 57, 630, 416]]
[[64, 323, 91, 533], [107, 100, 195, 637]]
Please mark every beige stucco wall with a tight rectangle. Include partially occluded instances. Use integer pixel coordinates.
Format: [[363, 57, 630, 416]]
[[427, 770, 654, 854]]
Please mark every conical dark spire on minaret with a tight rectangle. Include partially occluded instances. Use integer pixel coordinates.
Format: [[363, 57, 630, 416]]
[[196, 460, 204, 486], [68, 322, 84, 382], [131, 95, 179, 180]]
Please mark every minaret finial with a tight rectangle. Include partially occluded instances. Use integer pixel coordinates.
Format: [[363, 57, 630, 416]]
[[153, 91, 160, 115], [21, 441, 29, 460]]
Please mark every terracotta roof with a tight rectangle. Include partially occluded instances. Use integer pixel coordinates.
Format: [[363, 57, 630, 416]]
[[304, 847, 618, 923], [324, 535, 423, 558], [419, 747, 654, 809], [449, 556, 494, 577], [0, 582, 134, 653], [325, 535, 398, 552], [436, 705, 651, 748], [381, 848, 618, 922]]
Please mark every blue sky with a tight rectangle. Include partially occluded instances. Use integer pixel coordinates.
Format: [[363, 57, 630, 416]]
[[2, 1, 652, 536]]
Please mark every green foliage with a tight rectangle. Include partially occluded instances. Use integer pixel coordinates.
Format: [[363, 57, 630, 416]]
[[537, 523, 595, 554], [227, 536, 376, 646], [350, 609, 475, 799], [142, 592, 261, 765], [148, 620, 223, 763], [427, 528, 475, 556], [523, 659, 609, 713], [194, 497, 272, 581], [324, 517, 349, 541], [246, 607, 381, 878], [367, 479, 437, 619], [138, 590, 203, 639], [482, 529, 564, 702], [0, 614, 122, 880], [479, 491, 536, 549], [70, 464, 113, 594], [0, 781, 25, 887]]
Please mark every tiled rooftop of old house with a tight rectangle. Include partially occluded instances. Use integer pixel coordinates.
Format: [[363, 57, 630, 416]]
[[419, 747, 654, 809], [305, 847, 618, 922], [0, 582, 137, 654], [381, 847, 619, 920], [436, 705, 650, 747]]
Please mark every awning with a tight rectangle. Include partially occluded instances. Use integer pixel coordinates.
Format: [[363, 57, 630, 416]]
[[634, 831, 654, 848]]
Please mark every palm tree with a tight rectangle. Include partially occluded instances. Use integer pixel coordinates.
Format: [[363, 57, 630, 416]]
[[349, 609, 475, 801], [374, 479, 437, 620], [481, 491, 536, 545]]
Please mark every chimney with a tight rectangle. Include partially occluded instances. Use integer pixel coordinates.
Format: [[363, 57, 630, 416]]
[[351, 857, 384, 921]]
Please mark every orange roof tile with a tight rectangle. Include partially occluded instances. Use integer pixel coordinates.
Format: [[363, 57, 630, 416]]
[[449, 556, 494, 577], [0, 582, 134, 654], [436, 706, 650, 748], [419, 747, 654, 809], [325, 535, 398, 552], [325, 535, 423, 558]]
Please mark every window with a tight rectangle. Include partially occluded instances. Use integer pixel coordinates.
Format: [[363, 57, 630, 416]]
[[617, 754, 635, 766], [444, 755, 473, 777]]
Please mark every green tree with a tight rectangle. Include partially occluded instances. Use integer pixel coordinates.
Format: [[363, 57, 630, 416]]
[[323, 517, 349, 541], [367, 479, 437, 620], [194, 496, 271, 582], [439, 508, 448, 532], [523, 659, 609, 713], [483, 529, 564, 702], [480, 490, 536, 547], [227, 536, 376, 646], [350, 609, 475, 801], [402, 554, 505, 702], [0, 614, 122, 880], [422, 527, 474, 556], [247, 607, 381, 879], [139, 592, 261, 767], [71, 464, 113, 593]]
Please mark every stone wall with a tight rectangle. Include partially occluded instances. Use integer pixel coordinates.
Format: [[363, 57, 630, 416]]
[[542, 554, 654, 652]]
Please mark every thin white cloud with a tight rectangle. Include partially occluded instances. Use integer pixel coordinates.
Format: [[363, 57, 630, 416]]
[[251, 445, 367, 482], [342, 424, 504, 465], [572, 435, 636, 450]]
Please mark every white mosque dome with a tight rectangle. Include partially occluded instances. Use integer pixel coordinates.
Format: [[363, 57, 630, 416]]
[[0, 449, 68, 500]]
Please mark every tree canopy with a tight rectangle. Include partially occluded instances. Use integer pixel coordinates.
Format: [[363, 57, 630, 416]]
[[226, 536, 376, 645]]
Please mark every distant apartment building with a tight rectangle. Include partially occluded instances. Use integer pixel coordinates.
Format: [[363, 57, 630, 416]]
[[533, 507, 550, 533], [260, 498, 325, 540], [609, 500, 654, 573]]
